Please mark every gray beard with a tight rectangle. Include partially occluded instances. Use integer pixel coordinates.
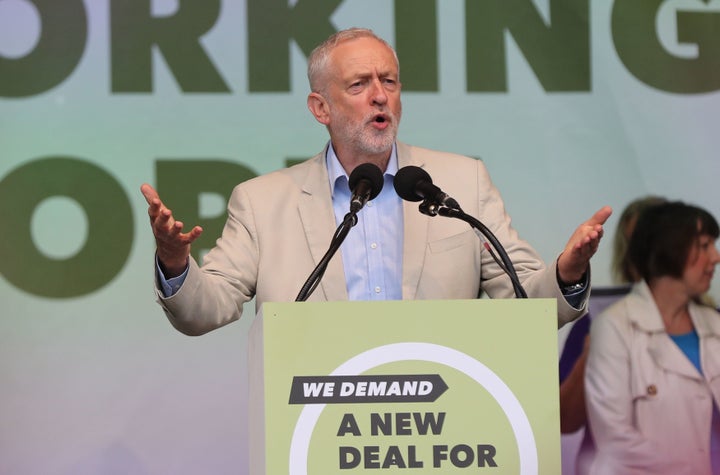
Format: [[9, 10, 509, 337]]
[[350, 127, 396, 155]]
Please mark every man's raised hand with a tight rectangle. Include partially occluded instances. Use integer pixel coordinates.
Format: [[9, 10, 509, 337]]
[[140, 183, 203, 277]]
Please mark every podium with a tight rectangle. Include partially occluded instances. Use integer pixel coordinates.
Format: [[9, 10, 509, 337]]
[[249, 299, 560, 475]]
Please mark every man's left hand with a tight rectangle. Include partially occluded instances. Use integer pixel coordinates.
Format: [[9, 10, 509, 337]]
[[557, 205, 613, 283]]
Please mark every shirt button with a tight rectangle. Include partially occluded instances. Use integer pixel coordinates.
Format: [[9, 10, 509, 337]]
[[374, 286, 381, 293], [371, 242, 378, 249], [367, 201, 373, 207]]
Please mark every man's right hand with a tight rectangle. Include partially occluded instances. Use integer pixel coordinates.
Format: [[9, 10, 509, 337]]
[[141, 183, 203, 278]]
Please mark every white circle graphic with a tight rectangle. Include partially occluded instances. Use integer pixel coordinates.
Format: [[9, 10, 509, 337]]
[[288, 342, 538, 474]]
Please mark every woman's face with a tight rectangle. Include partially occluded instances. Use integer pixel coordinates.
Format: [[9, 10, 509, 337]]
[[682, 233, 720, 297]]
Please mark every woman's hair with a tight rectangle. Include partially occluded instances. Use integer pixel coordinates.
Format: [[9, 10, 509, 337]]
[[611, 196, 667, 284], [628, 201, 719, 282], [306, 28, 399, 94]]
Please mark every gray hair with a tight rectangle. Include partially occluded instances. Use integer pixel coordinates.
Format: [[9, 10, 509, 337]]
[[307, 28, 399, 94]]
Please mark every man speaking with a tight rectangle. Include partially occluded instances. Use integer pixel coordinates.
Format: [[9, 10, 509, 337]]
[[140, 28, 611, 335]]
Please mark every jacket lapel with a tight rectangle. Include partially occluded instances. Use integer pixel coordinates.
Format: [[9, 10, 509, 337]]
[[397, 142, 429, 300], [692, 305, 720, 381], [630, 282, 705, 380], [297, 149, 349, 301]]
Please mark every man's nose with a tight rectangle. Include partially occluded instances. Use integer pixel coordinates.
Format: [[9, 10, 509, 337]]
[[370, 78, 388, 105]]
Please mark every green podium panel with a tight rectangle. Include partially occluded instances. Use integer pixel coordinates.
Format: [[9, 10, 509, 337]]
[[249, 299, 560, 475]]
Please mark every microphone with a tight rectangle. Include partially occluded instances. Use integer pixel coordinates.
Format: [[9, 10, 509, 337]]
[[394, 166, 527, 299], [393, 166, 460, 211], [349, 163, 384, 213]]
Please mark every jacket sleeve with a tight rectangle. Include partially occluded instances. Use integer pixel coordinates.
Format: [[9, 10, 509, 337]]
[[154, 183, 259, 336], [469, 158, 586, 327]]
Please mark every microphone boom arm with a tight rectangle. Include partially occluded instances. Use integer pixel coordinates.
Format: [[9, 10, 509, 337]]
[[435, 205, 528, 299], [295, 212, 357, 302]]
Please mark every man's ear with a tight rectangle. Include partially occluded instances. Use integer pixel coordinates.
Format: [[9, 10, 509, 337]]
[[307, 92, 330, 125]]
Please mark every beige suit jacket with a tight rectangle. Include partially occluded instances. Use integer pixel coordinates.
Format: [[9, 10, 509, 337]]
[[156, 141, 585, 335]]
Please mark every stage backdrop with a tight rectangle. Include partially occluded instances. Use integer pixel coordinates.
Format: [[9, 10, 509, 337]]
[[1, 1, 718, 474]]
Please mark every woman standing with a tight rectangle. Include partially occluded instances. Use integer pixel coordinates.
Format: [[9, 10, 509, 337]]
[[584, 201, 720, 474]]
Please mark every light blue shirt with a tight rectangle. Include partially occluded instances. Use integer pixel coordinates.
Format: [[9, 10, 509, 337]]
[[670, 329, 701, 374], [158, 260, 187, 297], [326, 143, 403, 300]]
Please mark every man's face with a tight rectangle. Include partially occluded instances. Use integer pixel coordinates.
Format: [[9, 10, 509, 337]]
[[321, 37, 402, 159]]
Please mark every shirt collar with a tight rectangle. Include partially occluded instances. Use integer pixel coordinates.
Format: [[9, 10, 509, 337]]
[[325, 142, 399, 197]]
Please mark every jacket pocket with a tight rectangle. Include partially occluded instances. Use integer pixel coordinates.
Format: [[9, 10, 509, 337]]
[[428, 229, 475, 254]]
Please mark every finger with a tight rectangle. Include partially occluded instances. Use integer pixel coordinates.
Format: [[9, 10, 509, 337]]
[[156, 207, 174, 226], [155, 223, 188, 250], [167, 220, 185, 238], [587, 205, 613, 226], [186, 225, 203, 243], [150, 209, 177, 240], [574, 237, 600, 257], [573, 228, 597, 248], [147, 201, 167, 223], [142, 184, 167, 222], [140, 183, 160, 205], [172, 226, 203, 246]]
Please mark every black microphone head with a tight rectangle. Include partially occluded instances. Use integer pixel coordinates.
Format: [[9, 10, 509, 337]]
[[393, 165, 432, 202], [348, 163, 384, 200]]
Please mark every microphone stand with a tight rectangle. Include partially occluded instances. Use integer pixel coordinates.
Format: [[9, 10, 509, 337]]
[[420, 201, 528, 299], [295, 212, 358, 302]]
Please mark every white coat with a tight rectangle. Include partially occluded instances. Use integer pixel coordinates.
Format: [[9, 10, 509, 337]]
[[583, 280, 720, 475]]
